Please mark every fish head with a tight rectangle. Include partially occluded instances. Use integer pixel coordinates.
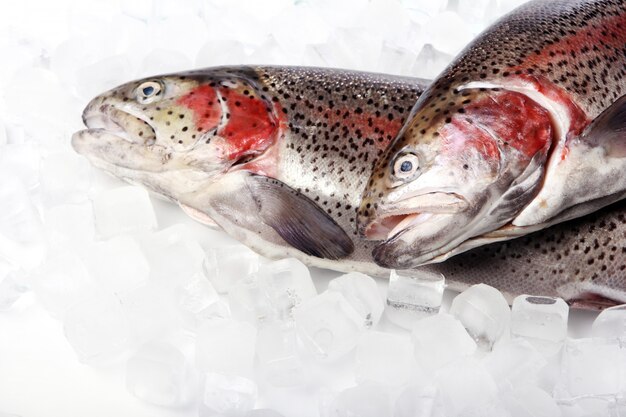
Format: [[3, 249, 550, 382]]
[[72, 68, 283, 199], [358, 87, 554, 268]]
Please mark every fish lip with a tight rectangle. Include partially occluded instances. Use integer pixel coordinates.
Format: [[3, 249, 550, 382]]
[[82, 104, 157, 146], [362, 192, 469, 241]]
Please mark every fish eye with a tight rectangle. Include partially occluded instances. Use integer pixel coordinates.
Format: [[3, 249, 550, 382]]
[[392, 152, 420, 180], [136, 81, 163, 103]]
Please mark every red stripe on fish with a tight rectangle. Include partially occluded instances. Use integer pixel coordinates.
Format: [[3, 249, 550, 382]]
[[442, 90, 553, 160], [176, 85, 222, 132], [218, 88, 280, 161]]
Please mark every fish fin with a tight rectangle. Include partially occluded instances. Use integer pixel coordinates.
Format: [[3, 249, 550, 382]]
[[244, 174, 354, 260], [513, 95, 626, 227], [569, 294, 622, 311]]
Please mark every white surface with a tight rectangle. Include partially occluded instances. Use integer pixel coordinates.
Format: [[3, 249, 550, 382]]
[[0, 0, 612, 416]]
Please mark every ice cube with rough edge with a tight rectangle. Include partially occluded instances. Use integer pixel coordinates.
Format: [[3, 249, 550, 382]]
[[511, 294, 569, 355], [449, 283, 511, 350], [228, 273, 275, 325], [0, 265, 27, 311], [394, 383, 444, 417], [63, 293, 131, 364], [255, 321, 304, 387], [257, 258, 317, 321], [203, 244, 261, 293], [140, 224, 206, 287], [246, 410, 285, 417], [482, 338, 548, 391], [200, 372, 258, 417], [435, 358, 498, 416], [355, 330, 416, 386], [592, 304, 626, 340], [175, 275, 221, 329], [411, 313, 476, 373], [501, 385, 560, 417], [39, 151, 92, 206], [84, 236, 150, 296], [75, 54, 133, 100], [126, 342, 197, 407], [411, 43, 454, 80], [555, 337, 626, 398], [121, 284, 180, 344], [385, 269, 445, 330], [0, 142, 41, 191], [295, 290, 364, 361], [43, 202, 95, 245], [32, 247, 97, 318], [92, 186, 157, 238], [328, 272, 384, 329], [0, 173, 46, 270], [195, 318, 257, 376], [325, 384, 392, 417], [140, 48, 192, 77]]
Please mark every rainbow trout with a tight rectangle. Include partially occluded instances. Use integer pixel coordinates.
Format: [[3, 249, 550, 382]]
[[72, 66, 626, 308], [358, 0, 626, 270]]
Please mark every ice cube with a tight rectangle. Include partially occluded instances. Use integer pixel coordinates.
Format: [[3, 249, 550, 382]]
[[43, 202, 95, 245], [140, 225, 206, 287], [555, 338, 626, 398], [394, 383, 444, 417], [355, 330, 416, 386], [139, 48, 192, 78], [399, 0, 447, 25], [411, 44, 454, 80], [328, 272, 384, 329], [175, 275, 221, 329], [0, 265, 27, 311], [502, 385, 560, 417], [196, 40, 251, 68], [200, 372, 258, 417], [449, 283, 511, 350], [32, 247, 97, 318], [39, 150, 92, 206], [92, 186, 157, 238], [126, 342, 197, 407], [149, 14, 207, 62], [420, 11, 474, 56], [195, 318, 257, 376], [84, 236, 150, 296], [0, 142, 41, 191], [203, 244, 261, 293], [386, 269, 445, 329], [295, 291, 364, 361], [229, 258, 315, 324], [0, 174, 46, 270], [592, 304, 626, 340], [511, 295, 569, 355], [74, 54, 133, 100], [377, 43, 418, 76], [63, 293, 131, 364], [435, 358, 498, 416], [411, 313, 476, 373], [121, 284, 180, 343], [255, 321, 304, 387], [326, 384, 392, 417], [482, 338, 548, 391], [246, 410, 285, 417]]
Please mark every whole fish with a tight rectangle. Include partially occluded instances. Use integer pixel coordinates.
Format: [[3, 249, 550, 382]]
[[358, 0, 626, 269], [72, 66, 626, 308]]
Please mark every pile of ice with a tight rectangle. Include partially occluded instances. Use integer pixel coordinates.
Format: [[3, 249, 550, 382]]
[[2, 0, 621, 416]]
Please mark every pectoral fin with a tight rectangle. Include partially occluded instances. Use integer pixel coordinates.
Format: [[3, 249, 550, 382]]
[[513, 95, 626, 227], [244, 174, 354, 260]]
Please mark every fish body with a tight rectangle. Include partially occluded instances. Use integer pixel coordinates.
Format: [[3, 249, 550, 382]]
[[73, 66, 626, 308], [358, 0, 626, 269]]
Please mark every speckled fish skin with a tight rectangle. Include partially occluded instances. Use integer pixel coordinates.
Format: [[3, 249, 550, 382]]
[[72, 66, 626, 309], [72, 66, 425, 275], [358, 0, 626, 270]]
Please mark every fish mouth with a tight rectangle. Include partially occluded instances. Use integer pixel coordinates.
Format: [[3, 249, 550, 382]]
[[362, 192, 469, 241], [80, 104, 157, 146]]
